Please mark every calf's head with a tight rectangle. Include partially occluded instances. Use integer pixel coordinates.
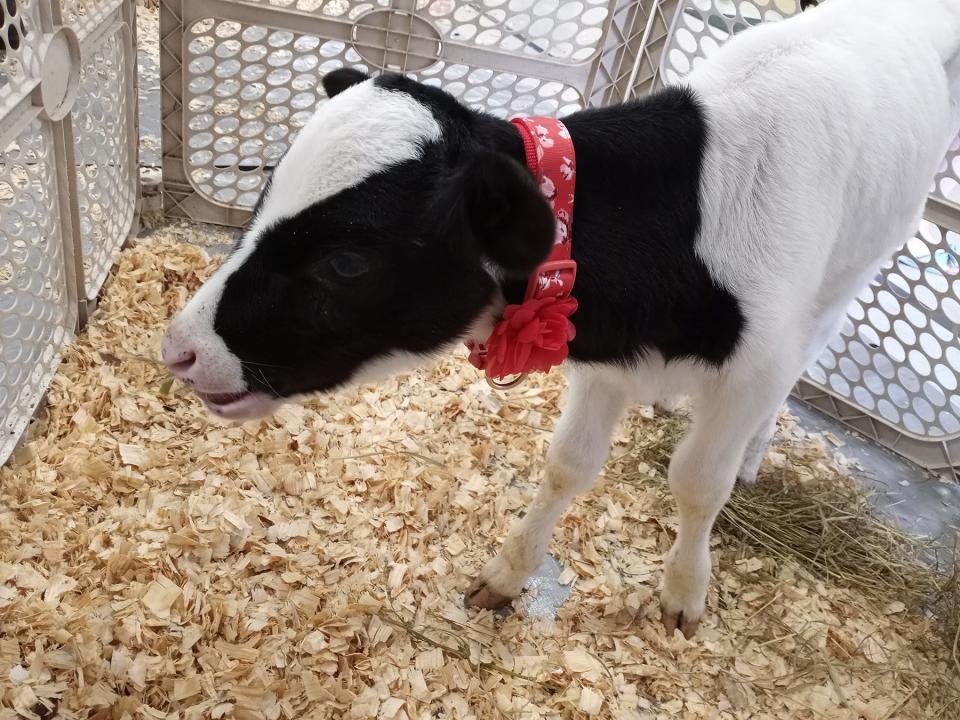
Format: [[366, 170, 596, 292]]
[[162, 71, 555, 419]]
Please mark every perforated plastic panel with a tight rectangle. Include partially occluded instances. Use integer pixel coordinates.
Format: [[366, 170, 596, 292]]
[[73, 17, 138, 299], [804, 223, 960, 438], [932, 135, 960, 208], [658, 0, 798, 82], [590, 0, 676, 105], [795, 221, 960, 482], [61, 0, 125, 40], [1, 0, 138, 465], [179, 19, 583, 208], [0, 119, 76, 462], [160, 0, 680, 223], [1, 0, 44, 118], [659, 0, 960, 481]]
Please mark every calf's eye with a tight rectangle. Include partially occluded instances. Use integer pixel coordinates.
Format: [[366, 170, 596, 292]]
[[329, 251, 369, 278]]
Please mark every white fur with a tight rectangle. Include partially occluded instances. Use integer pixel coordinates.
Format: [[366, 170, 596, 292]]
[[471, 0, 960, 636], [249, 81, 442, 234], [162, 81, 443, 397]]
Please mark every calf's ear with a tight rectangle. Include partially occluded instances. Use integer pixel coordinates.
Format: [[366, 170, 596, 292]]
[[445, 150, 555, 277], [322, 68, 370, 98]]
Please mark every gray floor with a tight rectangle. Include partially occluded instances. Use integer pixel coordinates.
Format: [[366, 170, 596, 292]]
[[788, 398, 960, 544], [136, 34, 958, 618]]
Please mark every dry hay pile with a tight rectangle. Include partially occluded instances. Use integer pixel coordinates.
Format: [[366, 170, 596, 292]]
[[1, 232, 958, 720]]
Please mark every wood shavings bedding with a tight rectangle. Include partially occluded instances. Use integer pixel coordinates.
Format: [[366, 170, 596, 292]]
[[0, 232, 957, 720]]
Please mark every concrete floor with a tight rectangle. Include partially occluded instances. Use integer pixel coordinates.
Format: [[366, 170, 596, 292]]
[[788, 399, 959, 542], [136, 31, 958, 618]]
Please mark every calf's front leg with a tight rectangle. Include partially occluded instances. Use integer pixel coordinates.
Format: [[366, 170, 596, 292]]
[[466, 368, 629, 608]]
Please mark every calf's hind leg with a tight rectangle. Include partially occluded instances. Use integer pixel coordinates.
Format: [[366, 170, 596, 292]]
[[736, 300, 855, 485], [736, 411, 779, 485], [661, 366, 799, 637]]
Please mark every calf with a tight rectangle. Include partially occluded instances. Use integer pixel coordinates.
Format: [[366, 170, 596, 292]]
[[163, 0, 960, 637]]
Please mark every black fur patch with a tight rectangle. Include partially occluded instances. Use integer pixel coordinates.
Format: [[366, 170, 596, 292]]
[[322, 68, 370, 98], [213, 74, 744, 398], [215, 156, 498, 397], [551, 87, 745, 366]]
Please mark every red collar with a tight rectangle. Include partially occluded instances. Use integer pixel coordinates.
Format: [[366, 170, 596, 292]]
[[467, 117, 578, 386]]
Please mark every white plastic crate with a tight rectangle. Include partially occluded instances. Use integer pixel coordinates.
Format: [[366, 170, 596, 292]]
[[0, 0, 139, 465], [159, 0, 679, 223], [68, 2, 140, 300]]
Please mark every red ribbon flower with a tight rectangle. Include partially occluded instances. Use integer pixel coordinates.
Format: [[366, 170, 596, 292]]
[[484, 296, 578, 380]]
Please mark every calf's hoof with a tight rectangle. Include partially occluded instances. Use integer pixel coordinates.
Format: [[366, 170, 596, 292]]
[[654, 395, 686, 415], [660, 597, 703, 639], [736, 472, 759, 487], [465, 577, 515, 610], [736, 453, 764, 486], [464, 557, 528, 610]]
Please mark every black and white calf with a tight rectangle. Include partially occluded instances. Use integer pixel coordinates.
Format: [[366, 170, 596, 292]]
[[163, 0, 960, 637]]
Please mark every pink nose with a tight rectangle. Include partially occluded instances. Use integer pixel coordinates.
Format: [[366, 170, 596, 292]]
[[162, 343, 197, 379]]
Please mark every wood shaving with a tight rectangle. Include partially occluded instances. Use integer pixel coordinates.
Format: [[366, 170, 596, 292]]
[[1, 231, 958, 719]]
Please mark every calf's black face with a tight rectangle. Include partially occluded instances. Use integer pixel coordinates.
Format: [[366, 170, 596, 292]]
[[162, 71, 555, 419]]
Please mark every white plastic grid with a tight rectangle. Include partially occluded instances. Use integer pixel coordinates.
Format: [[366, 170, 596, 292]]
[[239, 0, 614, 63], [73, 23, 137, 298], [588, 0, 676, 106], [932, 136, 960, 208], [806, 221, 960, 439], [658, 0, 798, 86], [1, 0, 138, 466], [160, 0, 680, 223], [0, 0, 44, 118], [0, 118, 75, 462], [659, 0, 960, 481], [181, 18, 584, 208], [61, 0, 125, 41]]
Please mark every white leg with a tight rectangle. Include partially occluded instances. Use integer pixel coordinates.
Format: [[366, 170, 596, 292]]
[[466, 367, 630, 608], [736, 412, 778, 485], [738, 302, 851, 485], [661, 372, 794, 638]]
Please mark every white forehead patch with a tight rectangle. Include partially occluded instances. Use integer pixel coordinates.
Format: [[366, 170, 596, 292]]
[[248, 79, 443, 236]]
